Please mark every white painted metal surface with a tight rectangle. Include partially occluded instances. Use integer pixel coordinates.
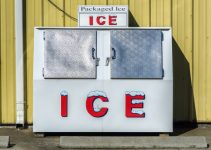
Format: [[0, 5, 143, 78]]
[[33, 27, 173, 132], [15, 0, 24, 125]]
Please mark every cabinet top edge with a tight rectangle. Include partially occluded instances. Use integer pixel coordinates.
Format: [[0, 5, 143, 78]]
[[34, 27, 171, 31]]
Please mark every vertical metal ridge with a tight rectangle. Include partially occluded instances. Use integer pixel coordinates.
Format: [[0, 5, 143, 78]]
[[149, 0, 151, 26], [0, 0, 2, 123]]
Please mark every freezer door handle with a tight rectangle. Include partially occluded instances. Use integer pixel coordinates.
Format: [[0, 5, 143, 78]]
[[112, 48, 116, 59], [92, 48, 100, 66], [92, 48, 96, 59]]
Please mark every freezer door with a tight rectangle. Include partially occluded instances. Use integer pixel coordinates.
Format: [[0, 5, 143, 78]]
[[111, 30, 163, 79], [44, 30, 97, 78]]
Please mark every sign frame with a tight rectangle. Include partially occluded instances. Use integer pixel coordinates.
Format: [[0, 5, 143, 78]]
[[78, 5, 129, 27]]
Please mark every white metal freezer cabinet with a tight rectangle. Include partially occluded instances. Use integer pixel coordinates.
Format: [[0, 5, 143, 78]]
[[33, 27, 173, 132]]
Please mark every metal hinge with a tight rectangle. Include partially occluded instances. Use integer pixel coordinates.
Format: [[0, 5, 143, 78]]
[[43, 31, 45, 40], [161, 32, 164, 41], [42, 68, 45, 77], [162, 69, 165, 77], [96, 58, 100, 66]]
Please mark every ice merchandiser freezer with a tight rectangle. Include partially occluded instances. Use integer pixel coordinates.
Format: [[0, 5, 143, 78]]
[[33, 28, 173, 132]]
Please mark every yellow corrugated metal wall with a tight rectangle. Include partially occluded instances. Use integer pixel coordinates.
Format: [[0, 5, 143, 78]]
[[0, 0, 16, 124], [0, 0, 211, 124]]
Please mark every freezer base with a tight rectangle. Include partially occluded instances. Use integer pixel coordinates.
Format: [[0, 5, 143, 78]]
[[33, 80, 173, 132]]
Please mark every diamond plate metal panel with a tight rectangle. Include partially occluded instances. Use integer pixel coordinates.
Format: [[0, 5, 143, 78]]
[[111, 30, 163, 78], [44, 30, 97, 78]]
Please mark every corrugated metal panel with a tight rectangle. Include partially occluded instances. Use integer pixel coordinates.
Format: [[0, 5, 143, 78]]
[[193, 0, 211, 122], [129, 0, 150, 26], [171, 0, 194, 122], [0, 0, 16, 124], [0, 0, 211, 123], [206, 0, 211, 121]]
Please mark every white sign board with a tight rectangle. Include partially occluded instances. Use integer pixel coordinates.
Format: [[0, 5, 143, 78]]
[[78, 5, 128, 27]]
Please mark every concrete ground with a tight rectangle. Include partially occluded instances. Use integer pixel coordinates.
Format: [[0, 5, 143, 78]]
[[0, 124, 210, 150]]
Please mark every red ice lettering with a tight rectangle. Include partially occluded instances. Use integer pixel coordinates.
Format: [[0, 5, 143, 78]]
[[125, 92, 145, 118], [109, 16, 117, 25], [96, 16, 106, 25], [89, 15, 117, 26], [60, 90, 145, 118], [86, 93, 108, 117], [89, 16, 93, 25], [61, 91, 68, 117]]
